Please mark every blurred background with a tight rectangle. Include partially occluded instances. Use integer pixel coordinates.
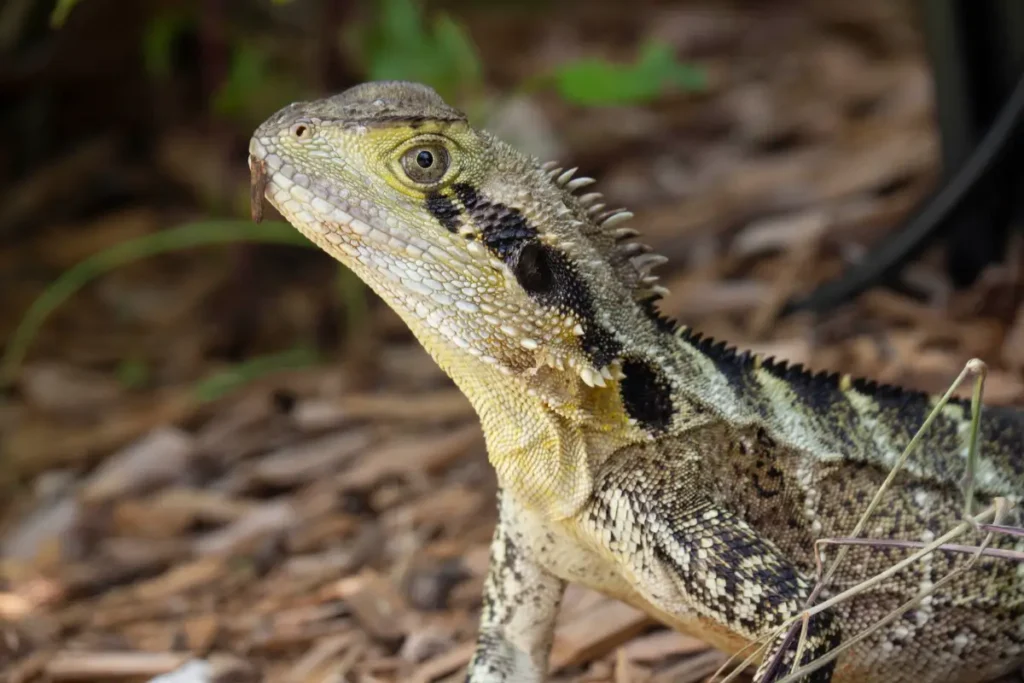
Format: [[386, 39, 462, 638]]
[[1, 1, 1022, 681]]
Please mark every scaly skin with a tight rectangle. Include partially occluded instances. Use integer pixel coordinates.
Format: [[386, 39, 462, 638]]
[[250, 81, 1024, 682]]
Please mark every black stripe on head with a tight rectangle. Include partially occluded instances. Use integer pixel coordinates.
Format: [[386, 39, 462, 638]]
[[425, 192, 463, 233], [453, 183, 536, 257], [453, 182, 623, 369], [507, 239, 624, 368], [619, 357, 674, 432]]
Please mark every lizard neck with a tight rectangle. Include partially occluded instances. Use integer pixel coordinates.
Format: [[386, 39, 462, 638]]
[[400, 305, 652, 520], [412, 313, 753, 522]]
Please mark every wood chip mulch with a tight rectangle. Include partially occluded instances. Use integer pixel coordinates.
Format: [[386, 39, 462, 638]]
[[2, 1, 1023, 682]]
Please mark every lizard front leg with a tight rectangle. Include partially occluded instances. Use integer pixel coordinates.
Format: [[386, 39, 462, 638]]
[[585, 447, 841, 683], [467, 489, 566, 683]]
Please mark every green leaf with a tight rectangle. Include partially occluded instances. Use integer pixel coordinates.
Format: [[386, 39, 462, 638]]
[[433, 14, 482, 96], [359, 0, 483, 104], [549, 40, 706, 106], [379, 0, 426, 49], [142, 10, 193, 79], [209, 41, 309, 127], [50, 0, 80, 28], [212, 44, 269, 117], [194, 345, 319, 402], [1, 220, 309, 388]]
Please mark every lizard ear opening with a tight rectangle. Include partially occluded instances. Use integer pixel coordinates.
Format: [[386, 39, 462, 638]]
[[512, 241, 555, 295]]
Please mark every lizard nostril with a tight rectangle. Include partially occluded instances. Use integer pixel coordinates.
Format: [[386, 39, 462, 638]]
[[291, 123, 309, 138]]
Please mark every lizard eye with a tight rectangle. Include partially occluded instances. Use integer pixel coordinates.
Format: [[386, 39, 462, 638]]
[[400, 144, 450, 184]]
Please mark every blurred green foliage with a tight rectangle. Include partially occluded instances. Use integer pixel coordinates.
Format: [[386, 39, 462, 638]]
[[347, 0, 483, 104], [212, 43, 310, 127], [194, 345, 320, 402], [545, 40, 707, 105], [350, 0, 706, 110], [1, 221, 310, 389], [141, 8, 191, 78], [138, 6, 310, 128], [53, 0, 706, 112], [48, 0, 78, 27]]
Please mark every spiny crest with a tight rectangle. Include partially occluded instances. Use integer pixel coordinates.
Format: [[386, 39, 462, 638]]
[[532, 159, 931, 411], [539, 159, 671, 305], [677, 326, 931, 406]]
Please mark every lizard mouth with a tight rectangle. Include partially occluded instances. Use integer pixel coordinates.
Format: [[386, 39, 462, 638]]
[[246, 137, 381, 245]]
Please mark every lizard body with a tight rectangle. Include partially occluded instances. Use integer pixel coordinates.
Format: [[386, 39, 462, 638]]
[[250, 81, 1024, 682]]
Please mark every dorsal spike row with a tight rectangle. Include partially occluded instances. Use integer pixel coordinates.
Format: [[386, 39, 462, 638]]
[[555, 167, 578, 186], [533, 161, 674, 314], [648, 284, 671, 297], [600, 211, 634, 229], [675, 324, 927, 407], [596, 208, 628, 223], [617, 242, 652, 257], [633, 253, 669, 273], [566, 177, 596, 192]]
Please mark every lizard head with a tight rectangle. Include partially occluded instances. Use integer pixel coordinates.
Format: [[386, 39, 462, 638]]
[[250, 81, 673, 434]]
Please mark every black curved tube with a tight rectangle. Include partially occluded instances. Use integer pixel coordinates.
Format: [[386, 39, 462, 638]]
[[783, 68, 1024, 316]]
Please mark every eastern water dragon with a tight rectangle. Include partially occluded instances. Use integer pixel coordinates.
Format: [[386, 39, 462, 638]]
[[249, 81, 1024, 683]]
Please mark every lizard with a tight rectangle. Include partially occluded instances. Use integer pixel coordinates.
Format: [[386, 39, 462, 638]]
[[248, 81, 1024, 683]]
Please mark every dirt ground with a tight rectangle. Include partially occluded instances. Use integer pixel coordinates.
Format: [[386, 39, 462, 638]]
[[2, 1, 1023, 681]]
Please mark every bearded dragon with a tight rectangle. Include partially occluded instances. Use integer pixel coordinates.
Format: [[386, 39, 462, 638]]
[[249, 81, 1024, 683]]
